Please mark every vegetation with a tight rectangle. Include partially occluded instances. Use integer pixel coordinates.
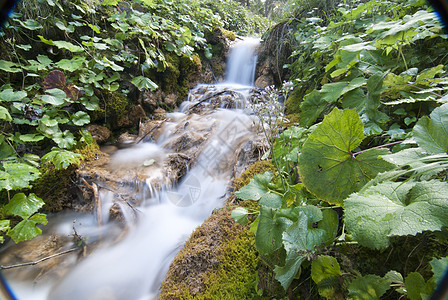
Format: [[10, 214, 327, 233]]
[[232, 0, 448, 298], [0, 0, 270, 243]]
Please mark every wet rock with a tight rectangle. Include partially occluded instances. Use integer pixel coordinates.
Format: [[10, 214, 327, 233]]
[[255, 74, 275, 88], [153, 107, 167, 120], [142, 89, 161, 109], [164, 93, 178, 106], [117, 132, 137, 144], [137, 119, 164, 143], [86, 125, 111, 144], [117, 104, 147, 128]]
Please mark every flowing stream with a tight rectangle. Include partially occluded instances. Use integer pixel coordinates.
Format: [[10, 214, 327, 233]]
[[1, 37, 261, 300]]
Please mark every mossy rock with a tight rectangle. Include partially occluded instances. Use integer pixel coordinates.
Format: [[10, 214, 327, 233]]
[[160, 208, 261, 299], [160, 160, 280, 299], [220, 28, 236, 41], [284, 88, 302, 116], [90, 90, 130, 129]]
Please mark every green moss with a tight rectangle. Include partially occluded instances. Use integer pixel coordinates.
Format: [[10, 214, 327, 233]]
[[285, 89, 302, 115], [198, 229, 260, 299], [221, 28, 236, 41], [91, 90, 130, 128]]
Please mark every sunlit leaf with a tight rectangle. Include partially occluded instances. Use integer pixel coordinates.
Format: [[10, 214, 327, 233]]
[[71, 111, 90, 126], [298, 108, 393, 205], [413, 103, 448, 154], [0, 60, 21, 73], [4, 193, 45, 219], [131, 75, 158, 91], [7, 213, 47, 243], [0, 106, 11, 121], [345, 180, 448, 249], [55, 56, 86, 72], [0, 163, 40, 191], [42, 148, 83, 169]]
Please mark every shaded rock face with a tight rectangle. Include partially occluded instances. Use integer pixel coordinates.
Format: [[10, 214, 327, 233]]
[[255, 21, 294, 88]]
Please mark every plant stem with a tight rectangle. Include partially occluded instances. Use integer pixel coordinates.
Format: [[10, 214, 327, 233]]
[[352, 141, 403, 157]]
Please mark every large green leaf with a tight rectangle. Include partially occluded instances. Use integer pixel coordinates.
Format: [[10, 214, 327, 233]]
[[53, 40, 84, 52], [300, 90, 329, 127], [345, 180, 448, 249], [4, 193, 45, 219], [235, 171, 282, 208], [413, 103, 448, 154], [255, 206, 293, 256], [430, 256, 448, 285], [0, 162, 40, 191], [274, 207, 338, 289], [7, 213, 48, 243], [298, 108, 393, 205], [348, 274, 390, 300], [41, 88, 68, 106]]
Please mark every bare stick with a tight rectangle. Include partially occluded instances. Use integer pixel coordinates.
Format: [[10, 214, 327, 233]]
[[81, 178, 101, 226], [0, 248, 78, 270]]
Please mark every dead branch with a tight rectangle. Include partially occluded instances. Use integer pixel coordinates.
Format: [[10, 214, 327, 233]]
[[0, 248, 79, 270]]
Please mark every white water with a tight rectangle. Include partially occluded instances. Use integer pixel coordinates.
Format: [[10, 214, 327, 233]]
[[3, 38, 260, 300], [225, 37, 259, 86]]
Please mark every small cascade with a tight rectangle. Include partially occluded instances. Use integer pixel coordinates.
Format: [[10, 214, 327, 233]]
[[0, 38, 265, 300], [225, 37, 260, 86]]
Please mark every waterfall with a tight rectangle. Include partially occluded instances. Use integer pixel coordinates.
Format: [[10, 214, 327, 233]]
[[224, 37, 259, 86], [1, 39, 261, 300]]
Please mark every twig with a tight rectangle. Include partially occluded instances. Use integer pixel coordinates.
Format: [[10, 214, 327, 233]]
[[0, 248, 78, 270], [81, 178, 101, 226]]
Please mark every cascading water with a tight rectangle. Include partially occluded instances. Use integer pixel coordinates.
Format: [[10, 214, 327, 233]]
[[1, 38, 261, 300]]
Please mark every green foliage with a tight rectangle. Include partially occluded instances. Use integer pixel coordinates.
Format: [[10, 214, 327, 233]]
[[348, 274, 390, 299], [345, 180, 448, 249], [233, 1, 448, 297], [311, 255, 343, 299], [298, 108, 393, 205], [2, 193, 48, 243], [413, 103, 448, 154]]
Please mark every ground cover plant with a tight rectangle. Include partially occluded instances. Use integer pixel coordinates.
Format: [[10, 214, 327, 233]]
[[232, 0, 448, 298]]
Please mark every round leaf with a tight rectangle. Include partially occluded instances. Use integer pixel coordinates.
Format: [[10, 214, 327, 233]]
[[298, 108, 393, 205]]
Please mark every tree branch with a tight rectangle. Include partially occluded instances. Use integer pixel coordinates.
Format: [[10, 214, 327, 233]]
[[0, 248, 79, 270]]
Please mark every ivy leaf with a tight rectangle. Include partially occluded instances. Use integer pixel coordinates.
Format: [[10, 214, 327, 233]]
[[7, 213, 48, 243], [413, 103, 448, 154], [4, 193, 45, 219], [344, 180, 448, 249], [0, 89, 27, 102], [231, 207, 249, 226], [348, 274, 390, 299], [42, 148, 83, 169], [55, 56, 86, 72], [0, 106, 12, 121], [311, 255, 344, 299], [53, 40, 84, 52], [41, 88, 68, 106], [0, 60, 21, 73], [298, 108, 393, 205], [18, 19, 43, 30], [234, 171, 282, 208], [0, 162, 40, 190], [71, 111, 90, 126], [131, 76, 158, 91]]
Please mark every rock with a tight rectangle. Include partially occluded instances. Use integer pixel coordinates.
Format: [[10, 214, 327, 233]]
[[117, 132, 137, 144], [86, 125, 111, 144], [164, 93, 178, 106], [142, 89, 162, 109], [118, 104, 146, 128], [255, 74, 274, 88]]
